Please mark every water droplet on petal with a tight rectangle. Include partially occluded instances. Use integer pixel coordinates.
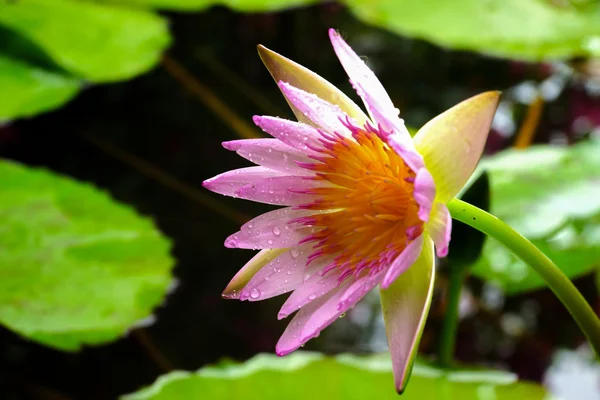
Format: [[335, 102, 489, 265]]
[[272, 226, 281, 236], [267, 239, 273, 245], [308, 294, 317, 301], [249, 288, 261, 299], [291, 248, 300, 258]]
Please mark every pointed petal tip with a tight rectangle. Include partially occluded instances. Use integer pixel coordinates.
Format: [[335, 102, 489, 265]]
[[474, 90, 502, 106], [221, 284, 240, 300], [224, 234, 238, 248], [201, 179, 213, 190], [277, 311, 288, 320], [222, 140, 241, 151]]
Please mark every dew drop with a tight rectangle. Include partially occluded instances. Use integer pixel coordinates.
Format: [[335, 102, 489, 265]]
[[267, 239, 274, 245], [286, 270, 292, 275], [272, 226, 281, 236], [290, 248, 300, 258], [308, 293, 317, 301], [249, 288, 261, 299]]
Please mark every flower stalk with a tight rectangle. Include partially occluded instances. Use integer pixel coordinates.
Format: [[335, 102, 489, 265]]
[[438, 266, 466, 367], [447, 198, 600, 356]]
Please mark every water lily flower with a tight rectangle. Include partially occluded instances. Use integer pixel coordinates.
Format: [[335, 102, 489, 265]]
[[203, 29, 499, 393]]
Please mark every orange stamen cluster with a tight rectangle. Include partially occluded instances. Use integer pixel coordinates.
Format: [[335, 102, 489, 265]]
[[293, 121, 423, 279]]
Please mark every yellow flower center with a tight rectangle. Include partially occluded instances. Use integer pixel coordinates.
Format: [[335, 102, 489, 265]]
[[296, 124, 423, 278]]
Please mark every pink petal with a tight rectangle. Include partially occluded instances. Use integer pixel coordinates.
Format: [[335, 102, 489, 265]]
[[327, 31, 423, 172], [336, 270, 385, 312], [253, 116, 322, 154], [425, 202, 452, 258], [239, 245, 312, 302], [278, 81, 351, 135], [235, 176, 327, 206], [257, 44, 369, 127], [223, 139, 313, 175], [225, 207, 316, 249], [203, 166, 285, 197], [222, 248, 288, 299], [300, 277, 374, 343], [380, 236, 435, 393], [329, 29, 409, 141], [382, 234, 424, 289], [276, 281, 352, 356], [381, 132, 425, 173], [413, 168, 436, 222], [278, 265, 340, 319]]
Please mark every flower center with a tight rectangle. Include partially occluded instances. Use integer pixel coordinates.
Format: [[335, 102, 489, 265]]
[[294, 122, 423, 279]]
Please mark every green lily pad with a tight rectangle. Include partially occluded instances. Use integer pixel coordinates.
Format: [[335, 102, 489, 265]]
[[0, 55, 80, 120], [470, 139, 600, 294], [0, 0, 170, 82], [0, 160, 175, 351], [121, 352, 552, 399], [104, 0, 318, 11], [344, 0, 600, 61]]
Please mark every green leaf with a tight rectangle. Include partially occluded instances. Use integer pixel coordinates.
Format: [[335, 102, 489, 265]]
[[101, 0, 318, 12], [344, 0, 600, 61], [0, 0, 171, 82], [0, 160, 175, 351], [121, 352, 551, 400], [470, 139, 600, 294], [0, 55, 81, 120]]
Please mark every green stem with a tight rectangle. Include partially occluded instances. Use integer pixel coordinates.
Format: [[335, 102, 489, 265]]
[[447, 198, 600, 355], [438, 267, 465, 367]]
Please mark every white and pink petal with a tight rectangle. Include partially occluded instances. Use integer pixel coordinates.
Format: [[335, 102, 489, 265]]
[[380, 236, 435, 394], [225, 207, 316, 249], [426, 202, 452, 258], [223, 139, 313, 175], [202, 166, 286, 197], [235, 176, 328, 206]]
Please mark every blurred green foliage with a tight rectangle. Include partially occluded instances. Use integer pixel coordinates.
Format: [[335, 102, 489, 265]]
[[0, 160, 174, 350], [2, 0, 600, 120], [346, 0, 600, 60], [0, 0, 169, 119], [471, 139, 600, 294], [121, 352, 552, 400]]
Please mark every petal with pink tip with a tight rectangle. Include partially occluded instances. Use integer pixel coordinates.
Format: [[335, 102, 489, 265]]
[[328, 29, 415, 151], [225, 207, 316, 249], [380, 236, 435, 394], [413, 91, 500, 203], [253, 116, 322, 153], [235, 176, 327, 206], [413, 168, 436, 222], [223, 139, 313, 175], [222, 248, 288, 299], [202, 166, 285, 197], [426, 202, 452, 258], [278, 81, 351, 136], [239, 245, 314, 302], [257, 45, 368, 127], [276, 283, 349, 356], [278, 265, 340, 319], [381, 234, 424, 289]]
